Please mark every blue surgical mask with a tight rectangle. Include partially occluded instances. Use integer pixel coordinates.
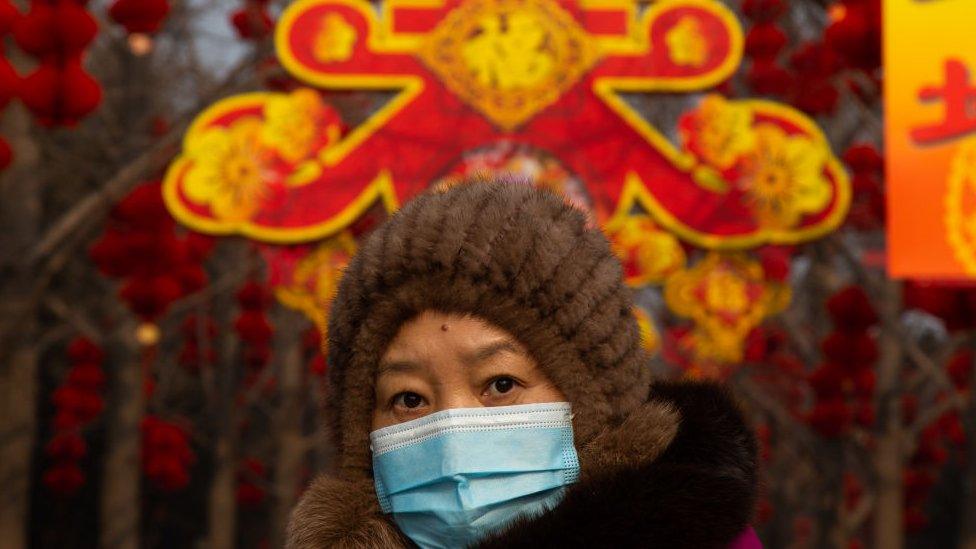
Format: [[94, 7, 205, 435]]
[[370, 402, 580, 549]]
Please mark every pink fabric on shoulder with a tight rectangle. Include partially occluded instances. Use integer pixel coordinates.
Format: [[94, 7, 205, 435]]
[[729, 527, 763, 549]]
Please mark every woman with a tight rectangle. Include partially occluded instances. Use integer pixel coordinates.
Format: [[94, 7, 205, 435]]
[[287, 179, 760, 548]]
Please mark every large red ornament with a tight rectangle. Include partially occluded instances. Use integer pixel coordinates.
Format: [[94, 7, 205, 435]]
[[164, 0, 850, 255]]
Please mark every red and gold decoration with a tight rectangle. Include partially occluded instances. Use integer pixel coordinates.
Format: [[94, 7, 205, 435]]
[[885, 0, 976, 278], [162, 0, 851, 370], [664, 252, 791, 375], [633, 305, 660, 356], [606, 212, 686, 287], [165, 0, 848, 249], [271, 230, 356, 334]]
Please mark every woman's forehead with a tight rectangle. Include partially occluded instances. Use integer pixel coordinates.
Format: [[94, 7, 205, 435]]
[[379, 311, 529, 366]]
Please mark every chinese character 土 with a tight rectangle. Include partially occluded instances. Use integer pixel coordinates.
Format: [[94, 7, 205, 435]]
[[910, 59, 976, 145]]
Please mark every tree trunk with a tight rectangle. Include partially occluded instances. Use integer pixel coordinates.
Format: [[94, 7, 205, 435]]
[[0, 102, 42, 549], [209, 435, 237, 549], [272, 309, 308, 545], [873, 280, 904, 549], [208, 279, 244, 549], [100, 333, 145, 549]]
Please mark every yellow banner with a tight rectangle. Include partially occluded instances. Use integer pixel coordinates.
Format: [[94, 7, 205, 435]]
[[885, 0, 976, 279]]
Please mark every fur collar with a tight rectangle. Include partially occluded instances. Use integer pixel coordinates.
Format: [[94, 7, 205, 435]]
[[286, 381, 758, 549]]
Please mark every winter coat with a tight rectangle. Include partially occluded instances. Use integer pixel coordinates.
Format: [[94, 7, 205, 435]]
[[287, 380, 758, 549], [285, 180, 760, 548]]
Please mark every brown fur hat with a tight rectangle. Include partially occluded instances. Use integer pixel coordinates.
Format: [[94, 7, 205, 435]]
[[326, 178, 652, 478]]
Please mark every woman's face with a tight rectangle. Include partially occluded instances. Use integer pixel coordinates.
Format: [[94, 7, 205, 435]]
[[371, 310, 566, 430]]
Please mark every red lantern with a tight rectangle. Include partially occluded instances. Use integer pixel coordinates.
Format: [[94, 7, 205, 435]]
[[0, 56, 20, 110], [231, 4, 273, 41], [807, 398, 853, 438], [746, 60, 792, 97], [13, 2, 97, 60], [118, 275, 183, 320], [0, 0, 21, 36], [20, 58, 102, 127], [235, 311, 273, 345], [111, 181, 173, 232], [43, 462, 85, 496], [68, 337, 104, 364], [826, 286, 878, 331], [66, 363, 106, 391], [825, 0, 881, 71], [45, 432, 87, 461], [947, 350, 973, 390], [843, 143, 884, 175], [792, 78, 840, 116], [109, 0, 170, 35], [821, 331, 878, 365], [237, 281, 270, 310], [744, 23, 787, 61], [142, 416, 194, 492]]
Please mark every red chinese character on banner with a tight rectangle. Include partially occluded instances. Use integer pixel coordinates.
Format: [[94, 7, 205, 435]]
[[911, 59, 976, 144]]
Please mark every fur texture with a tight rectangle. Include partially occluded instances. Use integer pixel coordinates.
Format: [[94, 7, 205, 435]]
[[325, 180, 651, 478], [476, 381, 758, 548], [286, 381, 757, 548], [287, 180, 758, 548]]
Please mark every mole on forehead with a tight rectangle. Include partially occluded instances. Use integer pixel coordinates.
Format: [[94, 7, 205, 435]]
[[441, 324, 449, 331]]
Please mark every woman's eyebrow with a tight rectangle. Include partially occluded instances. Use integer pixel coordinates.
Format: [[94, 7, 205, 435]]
[[464, 340, 522, 364], [377, 359, 421, 375]]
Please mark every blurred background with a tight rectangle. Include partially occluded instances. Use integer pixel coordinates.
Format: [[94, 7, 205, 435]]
[[2, 0, 972, 547]]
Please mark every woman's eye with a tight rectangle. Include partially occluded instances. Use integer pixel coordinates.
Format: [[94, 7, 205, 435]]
[[393, 392, 425, 409], [487, 376, 517, 396]]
